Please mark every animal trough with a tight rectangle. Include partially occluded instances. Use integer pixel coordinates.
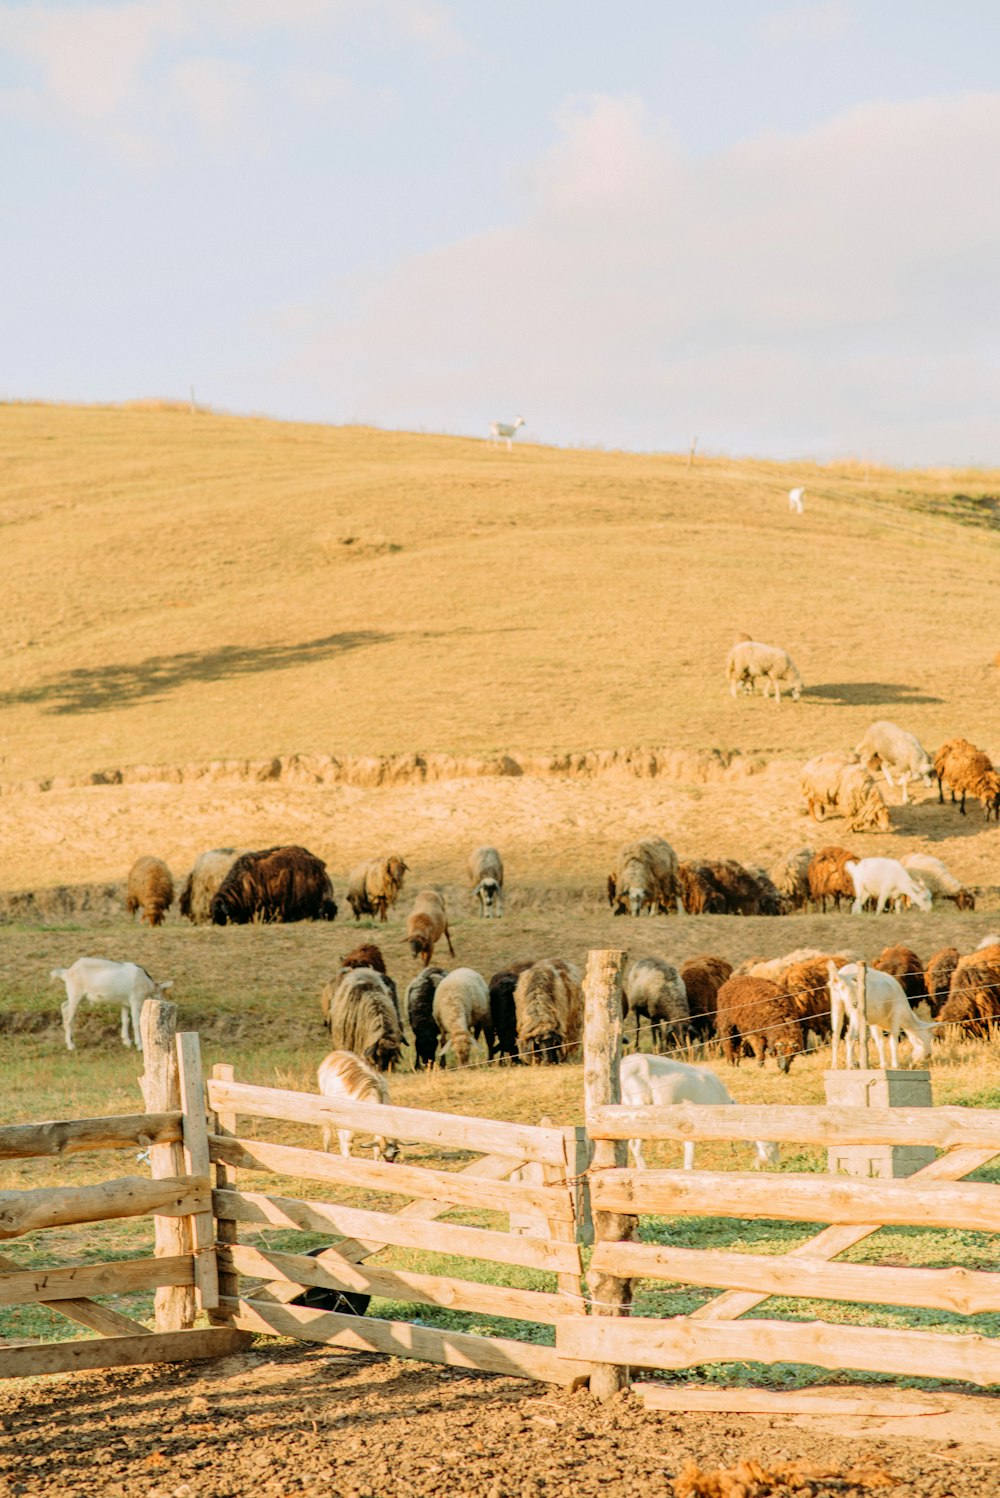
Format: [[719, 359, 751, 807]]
[[823, 1068, 935, 1179]]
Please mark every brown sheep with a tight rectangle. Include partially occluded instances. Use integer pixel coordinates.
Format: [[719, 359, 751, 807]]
[[126, 856, 174, 927], [939, 948, 1000, 1037], [513, 959, 583, 1064], [701, 860, 783, 916], [321, 967, 403, 1070], [923, 946, 961, 1017], [346, 854, 409, 921], [800, 753, 890, 832], [677, 862, 728, 915], [807, 845, 859, 913], [872, 945, 926, 1005], [774, 956, 842, 1039], [678, 954, 732, 1039], [715, 975, 804, 1072], [211, 845, 337, 924], [406, 889, 454, 967], [934, 739, 1000, 821]]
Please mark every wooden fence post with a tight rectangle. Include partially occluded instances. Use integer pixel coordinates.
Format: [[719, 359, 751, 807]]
[[210, 1063, 240, 1325], [176, 1033, 219, 1312], [582, 947, 632, 1401], [140, 1000, 197, 1332]]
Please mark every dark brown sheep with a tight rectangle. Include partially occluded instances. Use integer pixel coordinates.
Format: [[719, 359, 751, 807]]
[[210, 845, 337, 925], [513, 960, 583, 1064], [678, 955, 732, 1039], [715, 975, 804, 1072], [775, 956, 840, 1039], [923, 946, 961, 1017], [677, 862, 728, 915], [807, 845, 859, 913], [939, 949, 1000, 1037], [935, 739, 1000, 820], [126, 856, 174, 927], [872, 945, 926, 1006]]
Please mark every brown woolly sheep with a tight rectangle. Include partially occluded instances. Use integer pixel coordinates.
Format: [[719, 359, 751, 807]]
[[715, 975, 804, 1072], [678, 954, 732, 1039], [923, 946, 961, 1017], [773, 956, 844, 1040], [677, 862, 728, 915], [346, 854, 409, 921], [513, 959, 583, 1064], [872, 944, 926, 1006], [178, 847, 245, 924], [701, 860, 783, 916], [934, 738, 1000, 821], [211, 845, 337, 925], [608, 838, 679, 917], [126, 855, 174, 927], [406, 889, 454, 966], [807, 845, 860, 913], [939, 948, 1000, 1037], [800, 753, 890, 833], [321, 967, 403, 1070], [768, 847, 814, 912]]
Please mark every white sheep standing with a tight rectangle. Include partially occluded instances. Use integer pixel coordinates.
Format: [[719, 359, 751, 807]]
[[827, 962, 934, 1069], [854, 721, 933, 804], [619, 1053, 779, 1171], [488, 416, 525, 450], [51, 958, 174, 1052], [788, 486, 805, 514], [845, 857, 933, 916], [725, 639, 803, 703]]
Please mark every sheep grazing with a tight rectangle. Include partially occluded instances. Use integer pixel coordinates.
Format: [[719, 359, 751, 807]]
[[872, 944, 926, 1006], [488, 960, 534, 1064], [405, 967, 446, 1069], [346, 855, 409, 922], [321, 967, 402, 1072], [406, 889, 454, 966], [773, 954, 851, 1041], [677, 862, 728, 915], [432, 967, 493, 1067], [679, 955, 732, 1039], [316, 1050, 400, 1161], [178, 847, 245, 924], [513, 959, 583, 1064], [714, 975, 803, 1072], [468, 845, 505, 918], [935, 738, 1000, 820], [923, 947, 960, 1017], [726, 639, 803, 703], [827, 962, 933, 1069], [699, 860, 783, 916], [800, 753, 890, 833], [620, 1053, 779, 1171], [211, 845, 337, 925], [339, 942, 399, 1020], [939, 948, 1000, 1037], [900, 852, 976, 911], [854, 721, 933, 805], [608, 838, 679, 917], [51, 957, 174, 1052], [806, 845, 860, 913], [768, 847, 814, 912], [126, 855, 174, 927], [624, 957, 690, 1052], [845, 857, 932, 916]]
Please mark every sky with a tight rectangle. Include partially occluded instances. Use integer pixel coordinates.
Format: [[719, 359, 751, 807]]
[[1, 0, 999, 465]]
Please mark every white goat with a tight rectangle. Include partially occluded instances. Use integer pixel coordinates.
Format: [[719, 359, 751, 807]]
[[51, 958, 173, 1052], [619, 1053, 779, 1171], [854, 721, 933, 805], [845, 857, 933, 916], [788, 486, 805, 514], [317, 1050, 400, 1161], [488, 416, 525, 450], [827, 962, 934, 1070]]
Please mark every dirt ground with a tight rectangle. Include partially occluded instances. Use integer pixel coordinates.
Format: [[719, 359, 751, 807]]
[[3, 1346, 1000, 1498]]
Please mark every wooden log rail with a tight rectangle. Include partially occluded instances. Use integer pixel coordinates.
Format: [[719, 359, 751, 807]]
[[0, 1254, 195, 1308], [0, 1113, 183, 1161], [0, 1175, 210, 1241], [587, 1102, 1000, 1152], [205, 1078, 569, 1165]]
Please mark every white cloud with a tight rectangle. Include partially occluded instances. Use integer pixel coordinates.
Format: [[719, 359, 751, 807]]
[[281, 91, 1000, 463]]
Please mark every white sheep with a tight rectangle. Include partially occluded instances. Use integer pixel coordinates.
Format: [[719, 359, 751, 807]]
[[51, 958, 174, 1052], [317, 1050, 400, 1161], [725, 640, 802, 703], [488, 416, 525, 450], [827, 962, 934, 1069], [619, 1053, 779, 1171], [623, 957, 690, 1051], [845, 857, 933, 916], [854, 721, 933, 804], [432, 967, 492, 1066], [467, 845, 504, 918], [788, 486, 805, 514], [899, 852, 975, 910]]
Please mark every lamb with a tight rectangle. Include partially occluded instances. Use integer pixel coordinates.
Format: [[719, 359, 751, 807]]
[[679, 955, 732, 1040], [468, 846, 504, 919], [800, 753, 890, 832], [619, 1053, 780, 1171], [923, 947, 960, 1017], [939, 948, 1000, 1037], [872, 944, 926, 1005], [488, 415, 525, 449], [51, 958, 174, 1052], [346, 855, 409, 922], [316, 1050, 400, 1161], [677, 862, 728, 915], [845, 857, 933, 916], [211, 845, 337, 924], [806, 846, 859, 913], [513, 959, 583, 1064], [900, 852, 976, 910], [177, 847, 245, 924], [608, 838, 679, 917], [725, 639, 803, 703], [405, 889, 454, 966], [432, 967, 493, 1066], [405, 967, 447, 1069], [854, 721, 933, 805], [827, 962, 934, 1069], [125, 855, 174, 927], [768, 847, 814, 912], [488, 960, 534, 1064], [934, 738, 1000, 820], [624, 957, 690, 1052], [321, 967, 403, 1071], [714, 975, 803, 1072]]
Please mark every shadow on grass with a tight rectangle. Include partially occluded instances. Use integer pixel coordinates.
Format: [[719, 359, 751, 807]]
[[806, 682, 944, 707], [0, 631, 389, 715]]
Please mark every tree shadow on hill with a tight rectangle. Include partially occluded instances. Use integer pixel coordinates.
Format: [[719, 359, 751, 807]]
[[806, 682, 943, 707], [1, 630, 391, 715]]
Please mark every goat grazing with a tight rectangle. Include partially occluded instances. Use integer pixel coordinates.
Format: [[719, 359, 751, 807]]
[[620, 1053, 779, 1171], [468, 845, 504, 918], [788, 487, 805, 514], [827, 962, 934, 1069], [316, 1050, 400, 1161], [845, 857, 932, 916], [51, 958, 173, 1052]]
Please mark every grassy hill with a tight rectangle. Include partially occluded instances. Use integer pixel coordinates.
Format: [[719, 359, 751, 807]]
[[3, 401, 1000, 788]]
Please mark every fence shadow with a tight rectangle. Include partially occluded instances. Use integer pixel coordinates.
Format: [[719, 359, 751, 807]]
[[806, 682, 943, 707]]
